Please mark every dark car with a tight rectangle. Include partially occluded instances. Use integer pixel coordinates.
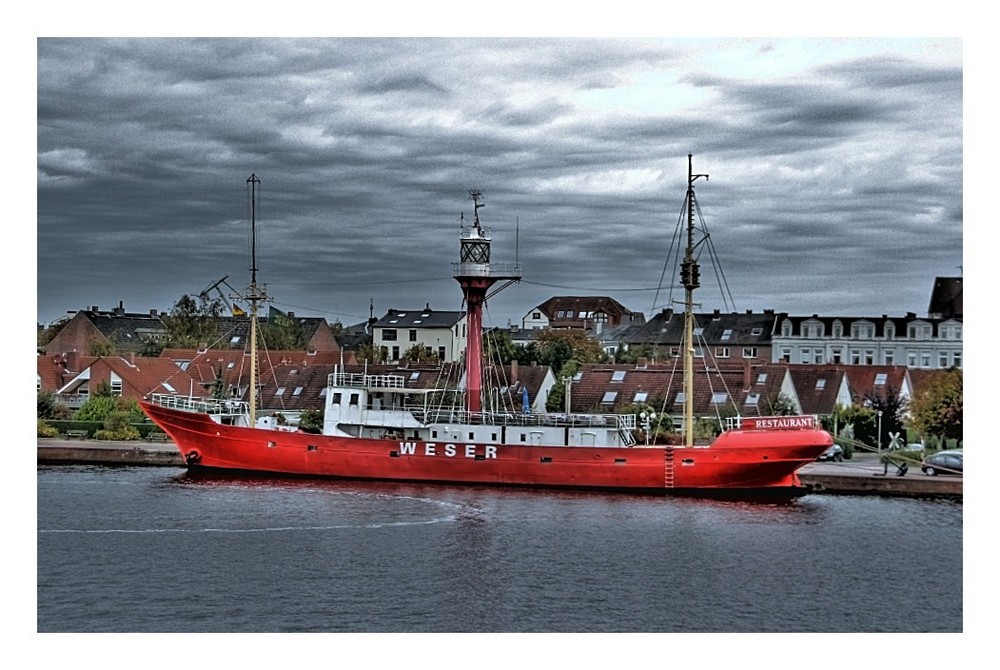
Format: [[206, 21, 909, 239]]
[[817, 444, 844, 462], [920, 450, 963, 476]]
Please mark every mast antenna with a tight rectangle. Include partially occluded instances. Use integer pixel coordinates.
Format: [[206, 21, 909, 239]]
[[245, 173, 269, 427]]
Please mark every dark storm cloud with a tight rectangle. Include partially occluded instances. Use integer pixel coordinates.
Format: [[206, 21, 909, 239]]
[[37, 37, 962, 327]]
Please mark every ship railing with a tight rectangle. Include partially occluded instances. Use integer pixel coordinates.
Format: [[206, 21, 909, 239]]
[[451, 261, 523, 278], [411, 408, 637, 429], [147, 393, 250, 416], [329, 372, 407, 389]]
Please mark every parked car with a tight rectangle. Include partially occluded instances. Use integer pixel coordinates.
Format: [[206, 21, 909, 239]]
[[817, 444, 844, 462], [920, 450, 963, 476]]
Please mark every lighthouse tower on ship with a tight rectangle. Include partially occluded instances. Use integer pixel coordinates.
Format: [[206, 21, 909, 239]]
[[452, 190, 522, 413]]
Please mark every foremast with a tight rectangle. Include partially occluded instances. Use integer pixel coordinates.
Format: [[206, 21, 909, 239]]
[[681, 155, 708, 448], [243, 173, 269, 426]]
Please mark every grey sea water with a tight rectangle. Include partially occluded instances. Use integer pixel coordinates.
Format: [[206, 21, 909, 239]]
[[37, 465, 961, 634]]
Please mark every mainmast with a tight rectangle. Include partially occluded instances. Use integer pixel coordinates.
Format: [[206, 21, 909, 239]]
[[244, 173, 269, 426], [681, 155, 708, 448], [452, 190, 522, 413]]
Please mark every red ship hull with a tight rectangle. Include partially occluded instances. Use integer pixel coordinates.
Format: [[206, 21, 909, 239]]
[[141, 401, 833, 493]]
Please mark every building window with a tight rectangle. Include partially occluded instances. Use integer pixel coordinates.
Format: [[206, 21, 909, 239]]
[[874, 373, 887, 386], [674, 392, 685, 404], [633, 391, 648, 403], [383, 329, 397, 341], [611, 370, 626, 382], [751, 327, 763, 336], [745, 393, 759, 406], [885, 323, 895, 339], [920, 351, 931, 367], [392, 346, 399, 360], [711, 392, 728, 404], [800, 350, 811, 364], [409, 329, 417, 342], [816, 379, 826, 390], [865, 350, 874, 365], [293, 387, 303, 396], [953, 352, 962, 368], [814, 350, 824, 364], [907, 352, 917, 367], [532, 311, 541, 319], [884, 351, 895, 365], [601, 391, 618, 404], [715, 347, 730, 358], [721, 329, 732, 341], [832, 322, 843, 338], [851, 350, 861, 365], [938, 352, 949, 368], [852, 323, 874, 339], [780, 348, 790, 362], [275, 387, 285, 396], [756, 373, 767, 385], [832, 349, 842, 364], [438, 346, 446, 360], [110, 378, 123, 397], [782, 321, 792, 336], [743, 347, 758, 359]]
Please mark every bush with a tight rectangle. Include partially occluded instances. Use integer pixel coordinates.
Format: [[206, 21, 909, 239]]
[[94, 426, 142, 441], [37, 418, 58, 437]]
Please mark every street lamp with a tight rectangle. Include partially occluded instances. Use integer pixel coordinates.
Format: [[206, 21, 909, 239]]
[[877, 410, 883, 453], [640, 411, 656, 446]]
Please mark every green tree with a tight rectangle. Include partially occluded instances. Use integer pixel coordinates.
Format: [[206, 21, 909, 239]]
[[37, 391, 70, 420], [86, 336, 115, 356], [402, 343, 439, 363], [863, 384, 908, 450], [764, 391, 798, 416], [483, 329, 519, 365], [831, 404, 878, 451], [907, 369, 963, 448], [613, 341, 654, 364], [355, 343, 388, 363], [75, 395, 145, 423], [163, 294, 223, 348], [535, 329, 605, 370], [298, 408, 324, 434]]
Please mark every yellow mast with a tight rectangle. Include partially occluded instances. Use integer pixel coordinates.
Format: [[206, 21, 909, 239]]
[[245, 173, 268, 427], [681, 155, 708, 448]]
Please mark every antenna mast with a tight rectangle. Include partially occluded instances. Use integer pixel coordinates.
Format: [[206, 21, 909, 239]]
[[245, 173, 269, 426], [682, 155, 708, 448]]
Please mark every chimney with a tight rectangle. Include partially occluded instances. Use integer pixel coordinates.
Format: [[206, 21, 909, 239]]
[[743, 361, 751, 391], [65, 351, 80, 371], [150, 309, 158, 317], [511, 359, 519, 381], [114, 301, 125, 316]]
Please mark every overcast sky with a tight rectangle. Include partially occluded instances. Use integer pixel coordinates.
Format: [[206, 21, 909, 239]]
[[36, 33, 964, 329]]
